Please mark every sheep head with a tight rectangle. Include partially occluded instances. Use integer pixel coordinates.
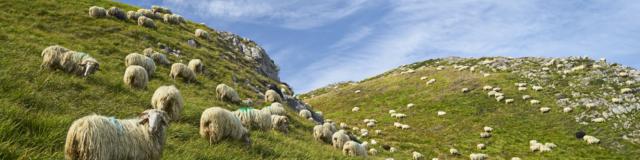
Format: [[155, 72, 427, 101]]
[[139, 109, 169, 134], [80, 59, 99, 77]]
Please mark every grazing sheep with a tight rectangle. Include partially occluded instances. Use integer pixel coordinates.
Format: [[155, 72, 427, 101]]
[[314, 122, 337, 143], [58, 51, 100, 77], [163, 14, 183, 24], [407, 103, 415, 108], [106, 7, 126, 19], [470, 153, 488, 160], [352, 107, 360, 112], [188, 59, 204, 74], [450, 148, 460, 155], [199, 107, 251, 145], [136, 9, 155, 19], [477, 143, 486, 150], [413, 151, 424, 160], [437, 111, 446, 116], [170, 63, 197, 83], [592, 118, 605, 123], [64, 109, 169, 160], [420, 76, 428, 80], [127, 11, 141, 20], [146, 51, 171, 66], [540, 107, 551, 113], [355, 90, 361, 93], [462, 88, 470, 93], [340, 123, 348, 129], [233, 107, 272, 131], [214, 84, 241, 103], [532, 85, 543, 91], [151, 5, 172, 14], [496, 96, 504, 102], [151, 85, 184, 121], [88, 6, 106, 18], [195, 29, 210, 40], [123, 65, 148, 89], [369, 148, 378, 155], [530, 99, 540, 105], [390, 147, 397, 152], [343, 141, 367, 157], [138, 16, 155, 28], [483, 85, 493, 90], [366, 122, 375, 127], [392, 113, 407, 118], [426, 79, 436, 85], [484, 126, 493, 132], [621, 88, 632, 94], [125, 53, 156, 75], [40, 45, 70, 70], [612, 98, 623, 103], [493, 87, 502, 92], [511, 157, 522, 160], [505, 99, 514, 104], [265, 89, 282, 103], [563, 107, 573, 113], [261, 102, 286, 116], [522, 95, 532, 100], [271, 115, 289, 133], [332, 130, 351, 149], [401, 124, 411, 130], [480, 132, 491, 138], [487, 91, 498, 97], [299, 109, 312, 119]]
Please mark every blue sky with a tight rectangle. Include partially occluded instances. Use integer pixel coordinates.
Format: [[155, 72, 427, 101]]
[[120, 0, 640, 93]]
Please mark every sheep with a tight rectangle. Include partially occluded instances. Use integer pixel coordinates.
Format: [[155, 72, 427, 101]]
[[511, 157, 522, 160], [58, 51, 100, 77], [332, 130, 351, 149], [392, 113, 407, 118], [299, 109, 312, 119], [195, 29, 210, 40], [170, 63, 197, 83], [340, 122, 348, 129], [40, 45, 70, 70], [470, 153, 488, 160], [125, 53, 156, 75], [583, 135, 600, 144], [530, 99, 540, 105], [145, 50, 171, 66], [88, 6, 106, 18], [370, 139, 377, 145], [271, 115, 289, 133], [407, 103, 415, 108], [369, 148, 378, 155], [487, 91, 498, 97], [188, 59, 204, 74], [389, 110, 396, 114], [123, 65, 148, 89], [261, 102, 286, 116], [426, 79, 436, 85], [449, 148, 460, 155], [518, 87, 527, 91], [482, 85, 493, 91], [483, 126, 493, 132], [496, 96, 504, 102], [342, 141, 367, 157], [480, 132, 491, 138], [420, 76, 428, 80], [412, 151, 424, 160], [233, 107, 272, 131], [163, 14, 183, 24], [437, 66, 445, 70], [540, 107, 550, 113], [151, 5, 172, 14], [64, 109, 169, 160], [136, 9, 156, 19], [437, 111, 446, 116], [313, 122, 337, 143], [621, 88, 632, 94], [138, 16, 155, 28], [505, 99, 514, 104], [563, 107, 573, 113], [390, 147, 397, 152], [401, 124, 411, 129], [151, 85, 184, 121], [592, 118, 605, 123], [462, 88, 470, 93], [127, 11, 141, 20], [265, 89, 283, 103], [199, 107, 251, 145], [366, 122, 375, 127], [612, 98, 623, 103], [493, 87, 502, 92], [352, 107, 360, 112], [355, 90, 361, 93], [477, 143, 486, 150], [532, 85, 543, 91], [106, 7, 126, 20]]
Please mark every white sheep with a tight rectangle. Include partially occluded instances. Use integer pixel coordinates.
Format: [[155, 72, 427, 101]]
[[355, 90, 361, 93], [123, 65, 148, 89], [299, 109, 312, 119], [420, 76, 428, 80], [314, 122, 337, 143], [146, 51, 170, 66], [366, 122, 375, 127], [352, 107, 360, 112], [127, 11, 142, 20], [449, 148, 460, 155], [390, 147, 397, 152], [540, 107, 551, 113], [151, 5, 172, 14], [563, 107, 573, 113], [56, 50, 100, 77], [462, 88, 470, 93], [136, 9, 155, 18], [88, 6, 106, 18], [517, 87, 527, 91], [389, 109, 397, 114], [532, 85, 543, 91], [188, 59, 204, 74], [437, 111, 446, 116], [592, 118, 605, 123], [530, 100, 540, 105], [505, 99, 514, 104], [483, 126, 493, 132], [340, 122, 348, 129], [612, 98, 623, 103], [392, 113, 407, 118], [401, 124, 411, 129], [522, 95, 532, 100], [151, 85, 184, 121], [265, 89, 282, 103], [261, 102, 286, 116], [583, 135, 600, 144], [216, 84, 241, 103], [107, 7, 126, 20], [170, 63, 197, 83], [493, 88, 502, 92], [496, 96, 504, 102], [332, 130, 351, 149], [407, 103, 415, 108], [271, 115, 289, 133], [233, 107, 272, 131], [375, 130, 382, 135], [199, 107, 251, 145], [483, 85, 493, 91], [621, 88, 632, 94], [40, 45, 69, 70], [163, 14, 183, 24], [343, 141, 367, 157], [369, 148, 378, 155], [413, 151, 424, 160], [470, 153, 488, 160], [480, 132, 491, 138], [125, 53, 155, 75], [477, 143, 486, 150], [195, 29, 210, 40], [64, 109, 169, 160], [511, 157, 522, 160], [426, 79, 436, 85], [487, 91, 497, 97], [138, 16, 155, 28]]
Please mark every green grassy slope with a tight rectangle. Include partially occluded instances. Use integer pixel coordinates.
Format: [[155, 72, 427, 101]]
[[0, 0, 349, 159], [303, 58, 640, 159]]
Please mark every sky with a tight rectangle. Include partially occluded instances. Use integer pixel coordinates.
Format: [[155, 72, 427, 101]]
[[120, 0, 640, 93]]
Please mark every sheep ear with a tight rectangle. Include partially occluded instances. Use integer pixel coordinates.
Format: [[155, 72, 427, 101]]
[[138, 113, 149, 124]]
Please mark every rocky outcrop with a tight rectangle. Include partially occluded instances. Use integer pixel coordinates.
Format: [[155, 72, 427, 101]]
[[218, 31, 280, 81]]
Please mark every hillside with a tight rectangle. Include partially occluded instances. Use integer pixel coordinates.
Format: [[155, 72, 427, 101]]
[[0, 0, 347, 159], [303, 57, 640, 159]]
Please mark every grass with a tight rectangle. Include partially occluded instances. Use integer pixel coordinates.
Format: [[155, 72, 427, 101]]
[[303, 64, 640, 159], [0, 0, 353, 159]]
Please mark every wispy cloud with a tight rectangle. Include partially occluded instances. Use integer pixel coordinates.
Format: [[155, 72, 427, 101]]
[[330, 27, 372, 49]]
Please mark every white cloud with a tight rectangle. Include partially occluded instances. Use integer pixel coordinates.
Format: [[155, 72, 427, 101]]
[[162, 0, 368, 29], [330, 27, 372, 49]]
